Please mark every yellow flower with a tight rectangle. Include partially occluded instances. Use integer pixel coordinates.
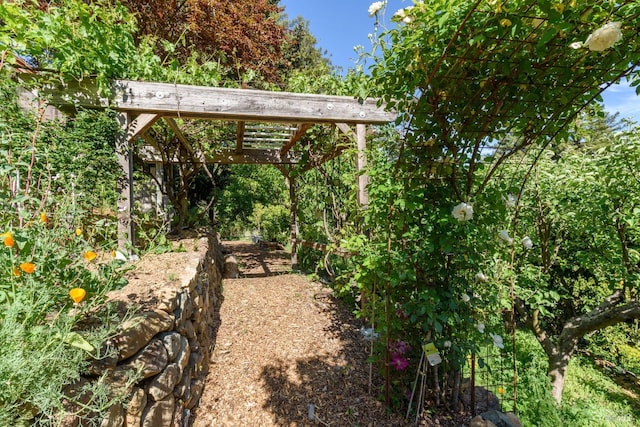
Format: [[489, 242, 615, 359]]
[[84, 251, 97, 262], [497, 386, 504, 395], [69, 288, 87, 304], [40, 212, 48, 224], [75, 228, 82, 237], [500, 18, 512, 27], [1, 231, 14, 248], [12, 267, 20, 277], [20, 262, 36, 274]]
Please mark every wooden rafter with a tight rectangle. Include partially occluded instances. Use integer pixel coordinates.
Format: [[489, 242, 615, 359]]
[[236, 121, 245, 153], [280, 123, 312, 156]]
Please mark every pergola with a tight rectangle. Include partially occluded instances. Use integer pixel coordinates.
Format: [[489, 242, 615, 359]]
[[42, 79, 397, 262]]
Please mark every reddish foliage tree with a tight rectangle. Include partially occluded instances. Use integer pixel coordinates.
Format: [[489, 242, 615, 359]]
[[119, 0, 290, 83]]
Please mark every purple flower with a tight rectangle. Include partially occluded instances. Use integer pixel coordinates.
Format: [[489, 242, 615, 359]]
[[389, 339, 411, 355], [390, 354, 409, 371]]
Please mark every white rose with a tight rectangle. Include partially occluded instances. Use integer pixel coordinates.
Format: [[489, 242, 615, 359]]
[[368, 1, 385, 17], [452, 202, 474, 222], [476, 272, 488, 282], [584, 22, 623, 52], [490, 332, 505, 349], [499, 230, 514, 245]]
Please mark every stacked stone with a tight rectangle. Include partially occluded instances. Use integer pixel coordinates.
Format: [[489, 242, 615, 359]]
[[63, 235, 223, 427]]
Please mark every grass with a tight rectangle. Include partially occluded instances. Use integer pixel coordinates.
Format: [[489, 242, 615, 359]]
[[482, 331, 640, 426], [561, 355, 640, 426]]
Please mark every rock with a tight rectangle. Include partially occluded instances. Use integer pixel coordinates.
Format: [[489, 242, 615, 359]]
[[124, 387, 146, 427], [189, 349, 204, 376], [178, 319, 196, 340], [141, 394, 175, 427], [100, 403, 124, 427], [185, 379, 204, 409], [179, 291, 194, 320], [481, 409, 522, 427], [85, 340, 119, 376], [461, 384, 501, 413], [148, 363, 180, 402], [114, 310, 175, 360], [223, 255, 239, 278], [156, 287, 179, 312], [174, 335, 191, 376], [160, 332, 182, 361], [60, 377, 95, 427], [470, 415, 498, 427], [122, 339, 168, 379], [174, 365, 193, 399], [505, 412, 523, 427]]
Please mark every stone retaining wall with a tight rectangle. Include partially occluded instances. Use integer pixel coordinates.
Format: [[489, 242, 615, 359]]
[[63, 234, 223, 427]]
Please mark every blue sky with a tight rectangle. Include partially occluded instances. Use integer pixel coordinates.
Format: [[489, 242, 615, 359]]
[[280, 0, 639, 124]]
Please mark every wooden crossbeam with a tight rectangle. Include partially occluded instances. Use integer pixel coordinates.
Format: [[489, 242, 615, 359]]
[[301, 145, 349, 172], [292, 239, 353, 257], [209, 149, 299, 165], [37, 78, 397, 124], [335, 122, 356, 140], [127, 113, 158, 140]]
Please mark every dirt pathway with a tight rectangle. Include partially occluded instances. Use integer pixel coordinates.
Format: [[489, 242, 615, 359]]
[[193, 241, 409, 426]]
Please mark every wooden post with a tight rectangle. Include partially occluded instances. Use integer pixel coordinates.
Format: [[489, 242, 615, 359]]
[[116, 112, 135, 250], [286, 173, 299, 270], [356, 124, 369, 207], [154, 161, 165, 216]]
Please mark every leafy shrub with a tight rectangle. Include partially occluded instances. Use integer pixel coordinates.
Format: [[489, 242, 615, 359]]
[[250, 203, 289, 243]]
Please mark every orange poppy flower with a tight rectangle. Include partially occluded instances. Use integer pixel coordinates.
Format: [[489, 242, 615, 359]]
[[12, 267, 20, 277], [20, 262, 36, 274], [69, 288, 87, 304], [1, 231, 14, 248], [84, 251, 97, 262], [40, 212, 48, 223], [497, 386, 504, 395]]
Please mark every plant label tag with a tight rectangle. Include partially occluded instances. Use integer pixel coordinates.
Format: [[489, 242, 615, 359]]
[[423, 342, 442, 366]]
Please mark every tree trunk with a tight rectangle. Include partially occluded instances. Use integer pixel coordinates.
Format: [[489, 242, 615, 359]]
[[517, 292, 640, 404], [547, 341, 576, 403]]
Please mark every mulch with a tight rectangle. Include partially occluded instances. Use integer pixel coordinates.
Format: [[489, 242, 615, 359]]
[[192, 240, 413, 427]]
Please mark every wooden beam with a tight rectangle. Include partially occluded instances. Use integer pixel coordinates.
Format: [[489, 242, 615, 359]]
[[301, 145, 349, 172], [236, 121, 245, 153], [280, 123, 312, 156], [208, 149, 300, 165], [335, 122, 357, 140], [128, 113, 158, 140], [164, 117, 190, 147], [164, 117, 203, 162], [292, 239, 353, 258], [38, 78, 397, 124]]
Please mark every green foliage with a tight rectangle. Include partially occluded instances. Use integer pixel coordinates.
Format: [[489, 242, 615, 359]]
[[215, 165, 288, 239], [0, 0, 137, 93], [250, 203, 289, 243], [0, 62, 130, 424]]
